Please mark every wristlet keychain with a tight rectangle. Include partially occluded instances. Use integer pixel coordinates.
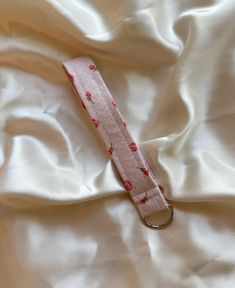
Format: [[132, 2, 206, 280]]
[[63, 57, 173, 229]]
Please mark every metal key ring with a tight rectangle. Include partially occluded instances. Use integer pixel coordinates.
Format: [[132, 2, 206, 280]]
[[142, 203, 174, 229]]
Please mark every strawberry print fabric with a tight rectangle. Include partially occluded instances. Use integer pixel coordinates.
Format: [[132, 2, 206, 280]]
[[62, 57, 169, 218]]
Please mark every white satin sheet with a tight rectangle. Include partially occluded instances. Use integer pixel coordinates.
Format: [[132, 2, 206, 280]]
[[0, 0, 235, 287]]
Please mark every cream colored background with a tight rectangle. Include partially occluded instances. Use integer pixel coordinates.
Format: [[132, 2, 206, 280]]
[[0, 0, 235, 287]]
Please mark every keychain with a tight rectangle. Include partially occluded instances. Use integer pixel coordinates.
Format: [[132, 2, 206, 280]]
[[63, 57, 173, 229]]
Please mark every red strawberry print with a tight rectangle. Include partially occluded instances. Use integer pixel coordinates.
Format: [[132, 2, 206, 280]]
[[67, 73, 74, 82], [139, 192, 148, 205], [123, 122, 127, 127], [112, 100, 117, 107], [108, 142, 113, 156], [85, 91, 95, 104], [136, 166, 149, 176], [143, 169, 149, 176], [89, 64, 97, 71], [124, 180, 132, 191], [92, 118, 99, 128], [129, 142, 137, 152]]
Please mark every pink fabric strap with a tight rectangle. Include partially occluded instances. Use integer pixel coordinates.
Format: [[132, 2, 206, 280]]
[[62, 57, 171, 222]]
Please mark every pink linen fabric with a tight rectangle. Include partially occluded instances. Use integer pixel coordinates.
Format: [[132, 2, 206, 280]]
[[62, 57, 169, 218]]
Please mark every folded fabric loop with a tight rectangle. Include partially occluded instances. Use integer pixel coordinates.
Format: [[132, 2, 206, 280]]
[[62, 57, 173, 227]]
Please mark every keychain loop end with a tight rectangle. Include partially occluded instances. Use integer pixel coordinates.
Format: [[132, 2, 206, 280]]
[[142, 203, 174, 230]]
